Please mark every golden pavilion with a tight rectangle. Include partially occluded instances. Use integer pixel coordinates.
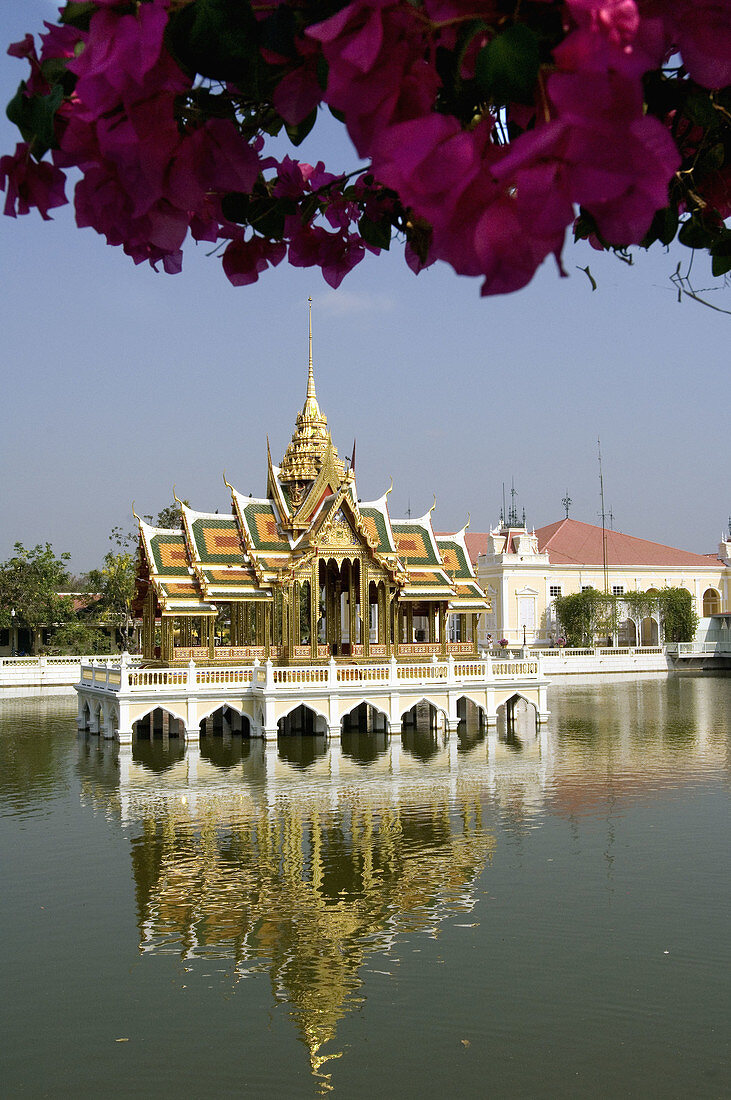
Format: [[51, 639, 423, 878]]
[[132, 311, 489, 667]]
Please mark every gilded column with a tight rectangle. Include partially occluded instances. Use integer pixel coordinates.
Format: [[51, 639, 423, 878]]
[[362, 562, 369, 657], [292, 581, 300, 653], [264, 603, 271, 658], [311, 562, 319, 660], [440, 603, 447, 657], [349, 562, 357, 653]]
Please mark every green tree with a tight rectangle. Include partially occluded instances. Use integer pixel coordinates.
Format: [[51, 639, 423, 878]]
[[86, 550, 138, 652], [155, 500, 188, 529], [46, 618, 109, 656], [554, 589, 606, 647], [658, 588, 699, 643], [0, 543, 72, 651]]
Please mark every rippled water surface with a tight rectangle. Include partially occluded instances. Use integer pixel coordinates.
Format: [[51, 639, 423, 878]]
[[1, 678, 729, 1097]]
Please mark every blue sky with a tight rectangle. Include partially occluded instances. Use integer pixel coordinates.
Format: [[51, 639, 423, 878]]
[[1, 0, 729, 574]]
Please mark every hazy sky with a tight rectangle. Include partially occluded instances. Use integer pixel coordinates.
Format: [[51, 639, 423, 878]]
[[2, 0, 729, 574]]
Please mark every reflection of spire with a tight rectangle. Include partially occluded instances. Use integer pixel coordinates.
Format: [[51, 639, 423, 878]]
[[96, 775, 495, 1087]]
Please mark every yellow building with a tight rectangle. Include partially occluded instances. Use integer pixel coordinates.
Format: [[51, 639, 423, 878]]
[[471, 518, 731, 647]]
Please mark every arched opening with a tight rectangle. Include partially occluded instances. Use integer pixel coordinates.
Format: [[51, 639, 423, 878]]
[[401, 700, 444, 761], [132, 708, 187, 770], [703, 588, 721, 617], [277, 705, 328, 768], [456, 696, 486, 753], [132, 706, 186, 740], [199, 705, 251, 738], [497, 694, 537, 745], [278, 704, 327, 737], [618, 618, 637, 646], [341, 702, 389, 765], [640, 616, 659, 646], [199, 706, 252, 768]]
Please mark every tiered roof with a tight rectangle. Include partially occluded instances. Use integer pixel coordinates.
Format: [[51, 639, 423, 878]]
[[134, 328, 488, 617]]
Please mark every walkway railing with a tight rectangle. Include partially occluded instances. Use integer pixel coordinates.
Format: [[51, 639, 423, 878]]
[[666, 642, 731, 657], [79, 654, 544, 695]]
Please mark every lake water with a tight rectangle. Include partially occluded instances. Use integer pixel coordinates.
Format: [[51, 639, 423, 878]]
[[1, 677, 729, 1098]]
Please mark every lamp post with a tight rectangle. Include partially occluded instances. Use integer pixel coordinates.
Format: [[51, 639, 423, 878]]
[[10, 608, 16, 656]]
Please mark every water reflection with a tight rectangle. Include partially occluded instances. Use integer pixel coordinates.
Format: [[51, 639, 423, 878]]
[[91, 749, 497, 1087], [68, 677, 731, 1091]]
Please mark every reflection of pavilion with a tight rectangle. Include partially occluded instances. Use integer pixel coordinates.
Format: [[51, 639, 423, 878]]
[[76, 725, 550, 1084], [76, 308, 548, 742]]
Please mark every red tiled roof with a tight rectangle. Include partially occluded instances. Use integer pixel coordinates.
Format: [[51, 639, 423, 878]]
[[534, 518, 719, 568], [464, 532, 488, 562]]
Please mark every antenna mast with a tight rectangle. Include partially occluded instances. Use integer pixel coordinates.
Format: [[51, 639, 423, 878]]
[[598, 438, 609, 594]]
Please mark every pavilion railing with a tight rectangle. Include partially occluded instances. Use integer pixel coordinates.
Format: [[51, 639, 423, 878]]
[[79, 654, 543, 694]]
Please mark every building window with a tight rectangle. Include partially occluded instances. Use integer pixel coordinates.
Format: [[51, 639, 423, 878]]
[[581, 586, 593, 592], [612, 585, 624, 596], [549, 585, 562, 598]]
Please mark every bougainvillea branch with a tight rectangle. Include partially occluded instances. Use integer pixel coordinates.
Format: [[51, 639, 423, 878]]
[[2, 0, 730, 296]]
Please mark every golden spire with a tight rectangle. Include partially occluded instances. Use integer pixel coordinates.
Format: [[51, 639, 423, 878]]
[[278, 298, 343, 485]]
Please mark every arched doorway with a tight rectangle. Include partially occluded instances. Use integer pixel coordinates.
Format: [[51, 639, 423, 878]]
[[703, 589, 721, 617], [618, 618, 637, 646], [640, 616, 659, 645], [318, 557, 362, 655]]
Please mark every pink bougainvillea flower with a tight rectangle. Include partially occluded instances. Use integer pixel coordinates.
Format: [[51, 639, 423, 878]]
[[640, 0, 731, 89], [0, 142, 67, 219], [222, 236, 286, 286], [308, 0, 439, 156]]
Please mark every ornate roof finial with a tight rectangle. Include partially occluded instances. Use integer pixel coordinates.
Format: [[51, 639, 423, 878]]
[[131, 501, 141, 523], [172, 485, 183, 507], [307, 296, 315, 398], [385, 477, 393, 500], [278, 299, 342, 485]]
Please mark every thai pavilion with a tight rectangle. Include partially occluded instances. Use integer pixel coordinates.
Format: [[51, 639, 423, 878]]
[[77, 316, 549, 743], [132, 330, 488, 668]]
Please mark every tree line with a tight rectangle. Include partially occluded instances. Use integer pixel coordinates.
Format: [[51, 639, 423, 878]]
[[0, 503, 182, 656], [553, 587, 699, 648]]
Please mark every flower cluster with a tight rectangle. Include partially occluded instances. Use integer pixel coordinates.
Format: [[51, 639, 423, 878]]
[[3, 0, 730, 294]]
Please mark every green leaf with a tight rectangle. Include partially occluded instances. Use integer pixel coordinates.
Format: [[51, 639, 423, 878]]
[[683, 89, 717, 128], [221, 191, 251, 224], [678, 214, 713, 250], [165, 0, 260, 85], [641, 206, 678, 249], [259, 6, 297, 59], [285, 108, 317, 147], [474, 24, 540, 106], [358, 215, 391, 251], [711, 251, 731, 276], [6, 82, 64, 159], [60, 2, 95, 31]]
